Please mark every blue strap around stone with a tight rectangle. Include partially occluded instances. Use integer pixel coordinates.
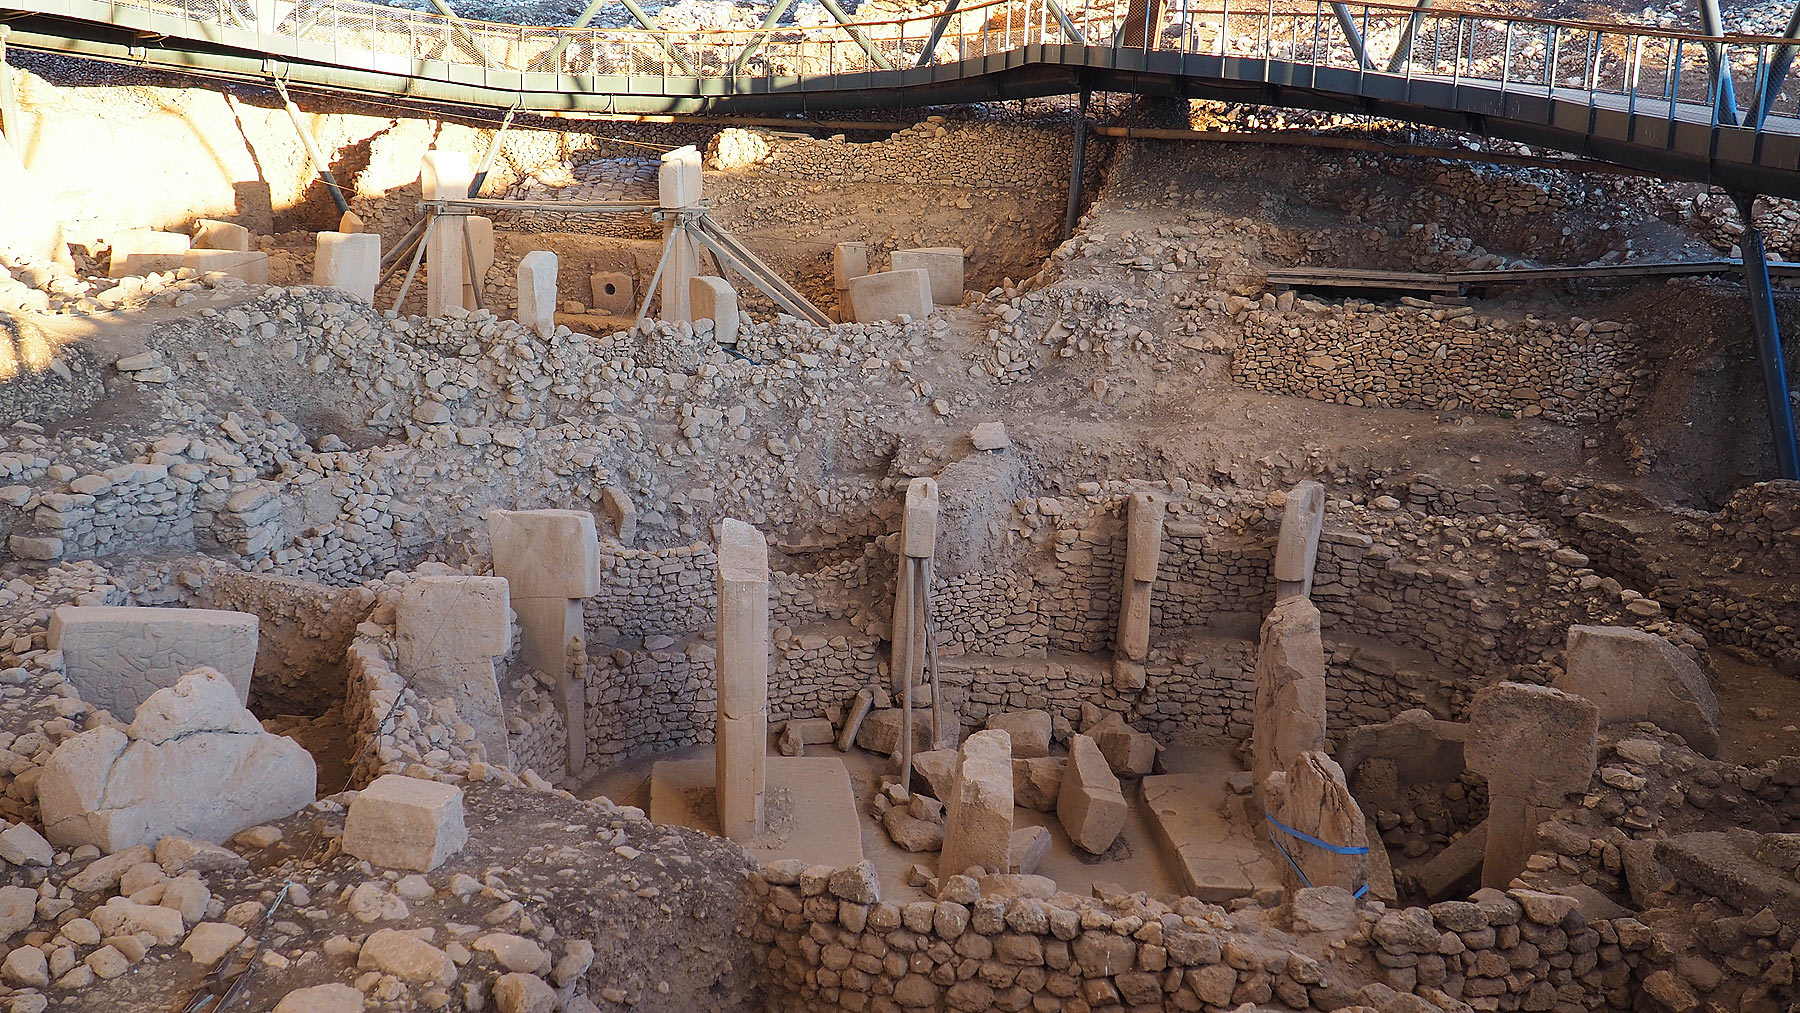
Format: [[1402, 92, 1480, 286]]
[[1264, 813, 1371, 899]]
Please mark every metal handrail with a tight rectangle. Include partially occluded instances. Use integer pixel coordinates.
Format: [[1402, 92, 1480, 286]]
[[42, 0, 1800, 134]]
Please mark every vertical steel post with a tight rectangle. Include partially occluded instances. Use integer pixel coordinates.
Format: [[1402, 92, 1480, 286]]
[[1698, 0, 1741, 125], [1734, 193, 1800, 480], [1064, 89, 1090, 241]]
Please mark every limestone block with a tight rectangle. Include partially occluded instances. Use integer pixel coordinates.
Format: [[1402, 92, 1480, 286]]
[[192, 220, 251, 252], [601, 487, 636, 544], [337, 210, 366, 234], [985, 710, 1050, 758], [1337, 708, 1467, 788], [312, 232, 381, 303], [1087, 712, 1157, 776], [938, 729, 1013, 877], [358, 928, 456, 985], [182, 250, 269, 285], [1012, 756, 1065, 812], [1555, 625, 1721, 756], [1274, 480, 1325, 598], [833, 242, 869, 290], [49, 606, 258, 719], [912, 748, 957, 800], [109, 230, 190, 277], [1124, 491, 1166, 583], [37, 668, 316, 852], [419, 150, 473, 200], [273, 983, 364, 1013], [424, 215, 465, 318], [1057, 733, 1126, 854], [1467, 682, 1598, 799], [462, 216, 495, 311], [516, 251, 558, 340], [970, 421, 1010, 451], [849, 269, 933, 324], [690, 275, 740, 345], [1266, 752, 1368, 897], [343, 774, 469, 872], [1251, 597, 1326, 795], [890, 247, 964, 305], [589, 272, 634, 316], [901, 477, 939, 559], [395, 576, 510, 763], [487, 509, 601, 599], [1008, 826, 1050, 875], [856, 708, 934, 757], [657, 146, 703, 208]]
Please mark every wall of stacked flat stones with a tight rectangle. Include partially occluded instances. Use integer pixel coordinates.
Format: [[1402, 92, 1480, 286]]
[[341, 615, 485, 789], [745, 861, 1640, 1013], [1512, 476, 1800, 665], [508, 683, 569, 786], [1228, 299, 1641, 424]]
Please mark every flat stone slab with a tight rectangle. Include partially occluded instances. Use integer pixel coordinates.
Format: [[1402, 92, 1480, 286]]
[[649, 754, 862, 868], [49, 606, 258, 719], [1141, 773, 1279, 904]]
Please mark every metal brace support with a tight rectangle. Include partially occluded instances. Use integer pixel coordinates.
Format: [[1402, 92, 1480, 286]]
[[816, 0, 893, 70], [1733, 192, 1800, 479], [915, 0, 964, 66], [273, 78, 350, 215], [468, 106, 515, 198], [1385, 0, 1431, 73], [732, 0, 799, 76], [1330, 2, 1373, 69], [1698, 0, 1741, 125], [1748, 0, 1800, 127]]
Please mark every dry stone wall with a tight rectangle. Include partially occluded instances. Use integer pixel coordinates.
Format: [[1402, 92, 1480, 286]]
[[1229, 296, 1643, 423], [193, 564, 375, 716]]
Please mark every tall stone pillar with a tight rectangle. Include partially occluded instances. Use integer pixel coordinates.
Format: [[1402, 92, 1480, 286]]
[[1467, 683, 1597, 889], [1265, 752, 1369, 898], [716, 518, 769, 842], [516, 251, 558, 339], [395, 575, 512, 766], [1113, 491, 1165, 691], [1251, 597, 1326, 812], [1275, 480, 1325, 602], [891, 477, 939, 695], [487, 509, 602, 775], [420, 150, 471, 319], [657, 146, 703, 323]]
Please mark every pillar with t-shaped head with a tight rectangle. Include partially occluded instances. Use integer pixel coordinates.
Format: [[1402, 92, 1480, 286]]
[[1113, 491, 1165, 691], [1467, 682, 1597, 889], [420, 150, 471, 318], [1274, 480, 1325, 602], [715, 518, 769, 842], [486, 509, 601, 775], [658, 145, 703, 323]]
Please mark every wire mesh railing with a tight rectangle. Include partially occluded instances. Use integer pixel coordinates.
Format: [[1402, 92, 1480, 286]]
[[75, 0, 1800, 132]]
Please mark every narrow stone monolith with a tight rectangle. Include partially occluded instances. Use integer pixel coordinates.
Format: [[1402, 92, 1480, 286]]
[[716, 518, 769, 842], [1466, 682, 1598, 888], [939, 729, 1013, 877], [891, 477, 939, 695], [516, 251, 557, 339], [1113, 490, 1165, 691], [1265, 752, 1368, 898], [1252, 597, 1326, 811], [1274, 480, 1325, 601]]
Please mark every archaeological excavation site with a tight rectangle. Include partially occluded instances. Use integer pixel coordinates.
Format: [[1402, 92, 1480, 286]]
[[2, 0, 1800, 1009]]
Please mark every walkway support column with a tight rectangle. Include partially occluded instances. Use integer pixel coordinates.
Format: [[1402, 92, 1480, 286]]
[[1384, 0, 1432, 73], [275, 79, 350, 216], [1748, 0, 1800, 127], [1330, 2, 1374, 69], [1063, 89, 1090, 242], [1733, 192, 1800, 479]]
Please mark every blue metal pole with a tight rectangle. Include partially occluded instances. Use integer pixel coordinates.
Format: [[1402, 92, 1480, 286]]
[[1734, 193, 1800, 480], [1747, 0, 1800, 128], [1698, 0, 1741, 126]]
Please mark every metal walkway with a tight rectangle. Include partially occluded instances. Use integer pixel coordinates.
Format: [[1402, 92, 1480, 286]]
[[11, 0, 1800, 197]]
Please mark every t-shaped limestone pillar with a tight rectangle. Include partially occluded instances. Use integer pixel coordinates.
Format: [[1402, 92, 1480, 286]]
[[516, 251, 557, 339], [1251, 597, 1327, 813], [419, 150, 471, 319], [487, 509, 602, 775], [313, 232, 381, 303], [657, 146, 702, 323], [715, 518, 769, 842], [1113, 491, 1165, 691], [891, 477, 939, 695], [1275, 480, 1325, 601], [395, 575, 512, 767], [1466, 682, 1597, 889]]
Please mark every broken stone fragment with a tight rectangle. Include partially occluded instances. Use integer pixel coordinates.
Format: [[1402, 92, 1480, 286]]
[[272, 983, 364, 1013], [986, 709, 1050, 758], [970, 421, 1010, 451], [1056, 734, 1126, 855], [938, 730, 1013, 878], [357, 929, 456, 986], [1086, 712, 1158, 776], [1012, 756, 1065, 812], [1554, 624, 1721, 756], [1007, 826, 1050, 874]]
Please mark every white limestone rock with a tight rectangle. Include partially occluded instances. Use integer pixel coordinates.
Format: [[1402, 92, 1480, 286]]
[[36, 668, 317, 852], [343, 774, 468, 872]]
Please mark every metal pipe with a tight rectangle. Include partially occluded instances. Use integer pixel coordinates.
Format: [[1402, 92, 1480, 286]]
[[274, 79, 350, 215], [815, 0, 892, 69], [732, 0, 800, 76], [615, 0, 696, 76], [0, 27, 17, 143], [1063, 88, 1089, 241], [1733, 192, 1800, 480], [1697, 0, 1740, 126], [916, 0, 964, 68], [1046, 0, 1085, 43], [426, 0, 500, 66], [468, 106, 515, 197], [527, 0, 606, 72], [1748, 0, 1800, 128], [393, 213, 435, 313], [1384, 0, 1431, 73], [1330, 1, 1371, 68]]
